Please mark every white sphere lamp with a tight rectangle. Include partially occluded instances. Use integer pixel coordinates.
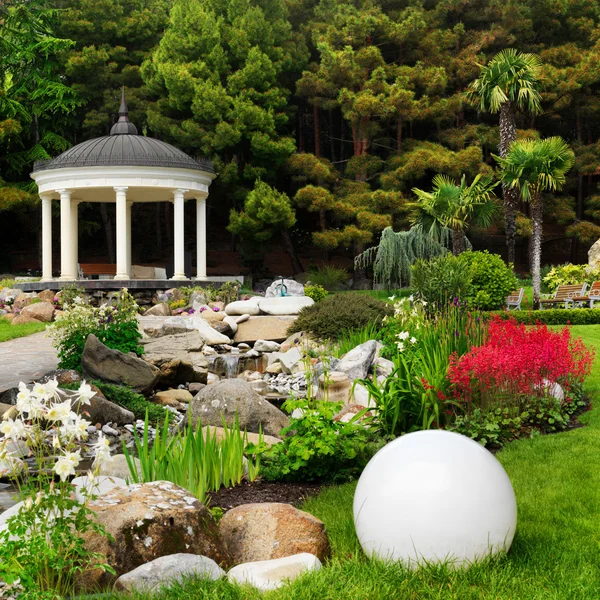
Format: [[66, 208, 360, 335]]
[[353, 430, 517, 567]]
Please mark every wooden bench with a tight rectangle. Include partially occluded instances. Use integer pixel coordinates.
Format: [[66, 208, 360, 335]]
[[540, 283, 588, 309], [505, 288, 524, 310], [572, 281, 600, 308], [78, 263, 116, 278]]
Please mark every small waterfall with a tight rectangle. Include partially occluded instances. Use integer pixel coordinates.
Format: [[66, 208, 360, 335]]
[[222, 354, 240, 379]]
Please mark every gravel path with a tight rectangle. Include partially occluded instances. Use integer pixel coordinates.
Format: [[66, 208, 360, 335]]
[[0, 331, 58, 393]]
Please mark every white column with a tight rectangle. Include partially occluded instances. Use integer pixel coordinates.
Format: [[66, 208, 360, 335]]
[[172, 188, 188, 280], [40, 194, 53, 281], [70, 199, 80, 280], [126, 200, 133, 277], [58, 189, 74, 280], [196, 195, 208, 280], [114, 186, 129, 279]]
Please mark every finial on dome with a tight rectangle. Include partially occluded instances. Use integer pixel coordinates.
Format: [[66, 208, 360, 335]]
[[110, 86, 138, 135]]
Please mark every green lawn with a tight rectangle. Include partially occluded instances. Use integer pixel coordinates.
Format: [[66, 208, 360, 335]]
[[0, 317, 46, 342], [104, 325, 600, 600]]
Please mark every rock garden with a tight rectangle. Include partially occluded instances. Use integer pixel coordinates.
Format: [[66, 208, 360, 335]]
[[0, 264, 599, 599]]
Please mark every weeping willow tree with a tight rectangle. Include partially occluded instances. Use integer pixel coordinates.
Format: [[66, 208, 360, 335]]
[[354, 226, 450, 289]]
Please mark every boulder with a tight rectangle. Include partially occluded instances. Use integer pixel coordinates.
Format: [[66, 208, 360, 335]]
[[220, 503, 330, 565], [11, 313, 40, 325], [234, 316, 297, 344], [153, 389, 193, 406], [589, 238, 600, 269], [71, 475, 127, 503], [187, 379, 289, 437], [225, 298, 261, 316], [188, 382, 205, 394], [265, 362, 283, 375], [373, 357, 394, 378], [258, 296, 314, 316], [336, 340, 378, 381], [254, 340, 281, 353], [115, 554, 225, 593], [37, 289, 56, 302], [67, 386, 136, 426], [98, 454, 141, 481], [153, 358, 207, 387], [190, 317, 231, 345], [350, 382, 374, 408], [13, 292, 39, 310], [318, 371, 351, 403], [37, 369, 82, 386], [203, 426, 282, 447], [223, 315, 238, 335], [144, 303, 171, 317], [198, 309, 226, 324], [0, 288, 20, 303], [190, 291, 207, 312], [265, 279, 305, 298], [227, 553, 321, 591], [268, 347, 302, 375], [82, 481, 230, 589], [81, 335, 160, 394], [20, 302, 54, 323]]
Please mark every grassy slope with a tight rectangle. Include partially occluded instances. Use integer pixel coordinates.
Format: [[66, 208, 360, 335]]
[[106, 325, 600, 600], [0, 317, 46, 342]]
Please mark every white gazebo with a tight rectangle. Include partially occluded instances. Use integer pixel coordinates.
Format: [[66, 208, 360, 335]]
[[31, 91, 216, 282]]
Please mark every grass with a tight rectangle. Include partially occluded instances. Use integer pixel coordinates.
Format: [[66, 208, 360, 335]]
[[0, 317, 46, 342], [103, 325, 600, 599]]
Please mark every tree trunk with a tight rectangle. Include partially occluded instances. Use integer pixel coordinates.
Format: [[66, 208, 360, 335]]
[[452, 230, 467, 255], [298, 107, 305, 153], [100, 203, 115, 263], [280, 228, 303, 274], [530, 192, 543, 310], [499, 102, 518, 266], [329, 109, 336, 162], [313, 104, 320, 158]]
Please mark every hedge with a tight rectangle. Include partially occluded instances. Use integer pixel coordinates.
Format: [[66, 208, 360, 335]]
[[489, 308, 600, 325]]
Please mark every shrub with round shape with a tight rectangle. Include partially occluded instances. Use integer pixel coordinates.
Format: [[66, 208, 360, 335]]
[[353, 430, 517, 567]]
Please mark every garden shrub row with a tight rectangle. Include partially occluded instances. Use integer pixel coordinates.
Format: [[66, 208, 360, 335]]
[[489, 308, 600, 325]]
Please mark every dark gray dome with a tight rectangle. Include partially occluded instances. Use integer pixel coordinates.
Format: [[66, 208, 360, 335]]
[[33, 88, 213, 173], [32, 135, 214, 173]]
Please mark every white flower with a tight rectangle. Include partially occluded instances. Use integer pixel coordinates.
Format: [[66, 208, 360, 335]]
[[410, 337, 417, 344], [422, 301, 428, 306], [0, 418, 26, 441], [388, 295, 396, 301], [60, 415, 90, 441], [396, 331, 410, 341], [54, 456, 77, 481], [46, 400, 73, 424], [396, 342, 405, 352], [408, 294, 414, 302], [44, 378, 61, 400], [77, 381, 96, 405]]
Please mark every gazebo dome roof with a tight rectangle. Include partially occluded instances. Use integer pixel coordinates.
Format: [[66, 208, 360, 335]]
[[33, 89, 213, 174]]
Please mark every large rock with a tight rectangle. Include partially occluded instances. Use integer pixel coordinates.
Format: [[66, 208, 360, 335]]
[[143, 303, 171, 317], [20, 301, 54, 322], [11, 313, 41, 325], [234, 316, 297, 344], [115, 554, 225, 593], [187, 379, 289, 437], [269, 347, 302, 374], [38, 369, 82, 386], [191, 317, 231, 345], [0, 288, 20, 303], [82, 481, 230, 589], [203, 426, 282, 447], [198, 309, 226, 323], [336, 340, 378, 381], [589, 238, 600, 269], [265, 279, 305, 298], [258, 296, 314, 315], [153, 389, 193, 407], [227, 553, 321, 591], [225, 298, 261, 316], [254, 340, 281, 353], [66, 386, 136, 426], [81, 334, 160, 394], [220, 503, 330, 564]]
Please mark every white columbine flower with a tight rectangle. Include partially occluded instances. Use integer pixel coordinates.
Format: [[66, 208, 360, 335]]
[[47, 400, 73, 424], [0, 418, 26, 441], [397, 331, 410, 341], [388, 295, 396, 301], [77, 381, 96, 405], [60, 415, 91, 441], [396, 342, 405, 352], [410, 336, 417, 344], [54, 455, 77, 481], [92, 433, 112, 469]]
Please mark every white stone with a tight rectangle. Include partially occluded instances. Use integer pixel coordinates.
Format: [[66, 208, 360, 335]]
[[276, 347, 302, 374], [258, 296, 314, 316], [225, 299, 261, 316], [254, 340, 281, 353], [227, 553, 321, 591], [235, 313, 250, 324], [265, 279, 305, 298], [71, 475, 127, 503], [353, 430, 517, 567], [349, 382, 374, 408], [116, 553, 225, 593], [337, 340, 378, 380], [223, 315, 239, 334], [374, 357, 395, 378], [189, 317, 231, 345]]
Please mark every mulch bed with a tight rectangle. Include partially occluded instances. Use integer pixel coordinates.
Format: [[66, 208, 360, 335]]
[[207, 480, 322, 512]]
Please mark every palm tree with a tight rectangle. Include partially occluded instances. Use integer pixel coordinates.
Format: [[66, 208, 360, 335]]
[[467, 49, 543, 265], [410, 174, 499, 255], [494, 137, 575, 309]]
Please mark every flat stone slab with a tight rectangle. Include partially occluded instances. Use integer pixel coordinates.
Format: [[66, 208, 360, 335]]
[[234, 316, 297, 344]]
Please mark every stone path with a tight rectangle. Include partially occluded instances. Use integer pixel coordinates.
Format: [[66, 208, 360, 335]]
[[0, 331, 58, 393]]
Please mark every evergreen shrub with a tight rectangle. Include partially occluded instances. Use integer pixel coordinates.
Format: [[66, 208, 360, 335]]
[[490, 308, 600, 325], [288, 292, 392, 340]]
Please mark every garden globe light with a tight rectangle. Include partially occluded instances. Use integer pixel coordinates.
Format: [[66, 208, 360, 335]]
[[353, 430, 517, 568]]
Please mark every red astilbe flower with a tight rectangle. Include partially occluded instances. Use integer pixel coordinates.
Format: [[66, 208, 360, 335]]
[[448, 316, 594, 408]]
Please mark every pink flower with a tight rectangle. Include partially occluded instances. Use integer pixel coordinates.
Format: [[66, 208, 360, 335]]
[[199, 306, 207, 312], [212, 307, 220, 312]]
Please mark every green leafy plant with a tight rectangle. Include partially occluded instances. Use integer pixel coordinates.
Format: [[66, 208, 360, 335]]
[[168, 298, 187, 310], [304, 284, 328, 302], [543, 263, 600, 293], [307, 264, 349, 290], [123, 412, 263, 504], [0, 379, 114, 596], [334, 322, 382, 358], [48, 288, 143, 370], [259, 398, 378, 483], [459, 250, 518, 310], [57, 283, 86, 309], [288, 292, 392, 340], [490, 308, 600, 325]]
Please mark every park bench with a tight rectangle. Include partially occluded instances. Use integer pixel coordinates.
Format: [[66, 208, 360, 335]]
[[572, 281, 600, 308], [505, 288, 524, 310], [540, 283, 587, 309], [78, 263, 116, 279]]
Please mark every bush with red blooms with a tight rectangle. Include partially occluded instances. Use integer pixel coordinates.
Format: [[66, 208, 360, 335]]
[[448, 316, 594, 409]]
